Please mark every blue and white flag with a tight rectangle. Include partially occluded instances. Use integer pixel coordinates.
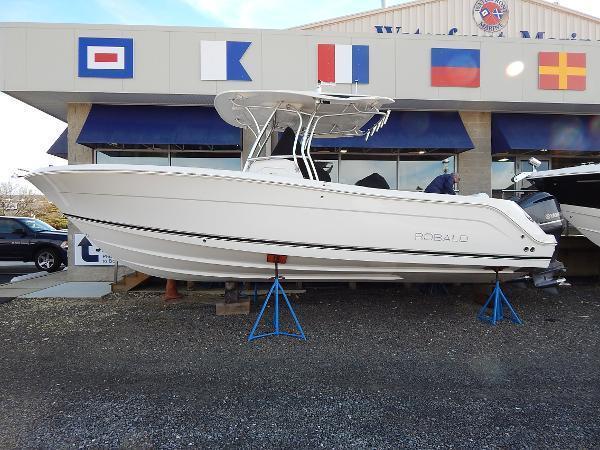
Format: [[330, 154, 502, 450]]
[[200, 40, 252, 81], [78, 37, 134, 78]]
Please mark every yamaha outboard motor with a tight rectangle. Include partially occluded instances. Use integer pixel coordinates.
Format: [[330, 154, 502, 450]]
[[515, 191, 566, 241], [514, 191, 567, 288]]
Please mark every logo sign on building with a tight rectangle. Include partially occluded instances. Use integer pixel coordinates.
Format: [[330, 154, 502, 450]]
[[78, 37, 134, 78], [74, 234, 114, 266], [431, 48, 480, 88], [200, 41, 252, 81], [539, 52, 586, 91], [473, 0, 509, 33], [317, 44, 369, 84]]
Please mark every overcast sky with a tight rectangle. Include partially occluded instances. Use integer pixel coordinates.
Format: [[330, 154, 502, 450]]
[[1, 0, 598, 187]]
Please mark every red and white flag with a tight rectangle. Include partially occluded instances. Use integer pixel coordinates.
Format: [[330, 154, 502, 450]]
[[86, 46, 125, 70]]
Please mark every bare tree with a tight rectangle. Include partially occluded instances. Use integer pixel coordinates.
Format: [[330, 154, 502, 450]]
[[0, 180, 54, 220]]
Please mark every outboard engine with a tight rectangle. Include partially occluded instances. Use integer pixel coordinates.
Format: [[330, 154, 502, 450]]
[[514, 192, 567, 288], [515, 191, 566, 241]]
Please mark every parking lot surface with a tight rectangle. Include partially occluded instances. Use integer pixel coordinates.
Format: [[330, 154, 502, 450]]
[[0, 262, 38, 284], [0, 283, 598, 448]]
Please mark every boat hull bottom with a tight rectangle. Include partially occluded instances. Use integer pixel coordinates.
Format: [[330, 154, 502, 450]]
[[71, 218, 528, 284]]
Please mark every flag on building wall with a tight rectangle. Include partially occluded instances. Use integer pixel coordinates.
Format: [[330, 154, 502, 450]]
[[200, 41, 252, 81], [78, 37, 134, 78], [317, 44, 369, 84], [539, 52, 586, 91], [431, 48, 480, 88]]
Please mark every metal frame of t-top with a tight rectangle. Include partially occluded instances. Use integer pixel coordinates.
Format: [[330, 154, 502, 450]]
[[229, 96, 391, 181]]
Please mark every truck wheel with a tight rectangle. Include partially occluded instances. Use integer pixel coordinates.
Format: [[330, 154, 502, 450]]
[[34, 248, 62, 272]]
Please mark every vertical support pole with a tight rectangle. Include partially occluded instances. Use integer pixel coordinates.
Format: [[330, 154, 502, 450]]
[[248, 259, 306, 341], [478, 271, 522, 325], [275, 280, 280, 334], [274, 261, 280, 334]]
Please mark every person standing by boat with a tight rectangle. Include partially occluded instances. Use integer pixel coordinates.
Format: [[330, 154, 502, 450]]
[[424, 172, 460, 195]]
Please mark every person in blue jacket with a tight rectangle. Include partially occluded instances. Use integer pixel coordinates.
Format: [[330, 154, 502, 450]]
[[424, 172, 460, 195]]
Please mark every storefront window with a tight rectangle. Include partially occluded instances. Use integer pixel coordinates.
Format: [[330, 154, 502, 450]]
[[339, 155, 397, 189], [171, 152, 241, 171], [517, 158, 550, 189], [313, 155, 339, 183], [492, 160, 516, 198], [96, 150, 169, 166], [398, 157, 455, 192]]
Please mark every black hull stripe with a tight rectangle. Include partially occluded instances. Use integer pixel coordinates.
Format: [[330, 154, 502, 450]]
[[66, 214, 545, 262]]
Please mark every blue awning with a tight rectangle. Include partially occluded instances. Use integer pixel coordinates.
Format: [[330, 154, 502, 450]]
[[77, 105, 241, 147], [492, 113, 600, 154], [311, 111, 474, 152], [46, 128, 68, 159]]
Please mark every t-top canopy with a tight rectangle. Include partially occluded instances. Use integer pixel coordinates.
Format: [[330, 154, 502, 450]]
[[214, 90, 393, 139], [527, 163, 600, 180]]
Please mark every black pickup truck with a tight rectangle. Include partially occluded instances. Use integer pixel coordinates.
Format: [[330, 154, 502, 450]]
[[0, 216, 68, 272]]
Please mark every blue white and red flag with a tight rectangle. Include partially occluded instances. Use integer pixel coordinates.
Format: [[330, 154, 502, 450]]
[[431, 48, 480, 88], [78, 37, 133, 78], [318, 44, 369, 84]]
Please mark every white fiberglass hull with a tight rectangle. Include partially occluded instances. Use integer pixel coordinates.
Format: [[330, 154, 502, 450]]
[[26, 165, 557, 283], [562, 204, 600, 247]]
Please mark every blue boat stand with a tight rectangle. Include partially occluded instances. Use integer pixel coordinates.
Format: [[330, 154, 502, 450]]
[[248, 261, 306, 341], [478, 271, 523, 325]]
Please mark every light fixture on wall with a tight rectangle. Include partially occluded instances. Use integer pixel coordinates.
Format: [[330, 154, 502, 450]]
[[418, 150, 426, 155], [498, 158, 510, 162], [340, 149, 348, 153]]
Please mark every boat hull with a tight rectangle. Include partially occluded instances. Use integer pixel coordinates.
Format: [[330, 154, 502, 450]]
[[26, 165, 557, 283], [527, 164, 600, 248], [562, 204, 600, 247]]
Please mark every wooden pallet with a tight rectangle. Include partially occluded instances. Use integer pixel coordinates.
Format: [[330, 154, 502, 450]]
[[111, 271, 151, 293]]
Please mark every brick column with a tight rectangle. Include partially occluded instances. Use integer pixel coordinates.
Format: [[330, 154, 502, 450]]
[[66, 103, 122, 282], [457, 112, 492, 196], [67, 103, 92, 165]]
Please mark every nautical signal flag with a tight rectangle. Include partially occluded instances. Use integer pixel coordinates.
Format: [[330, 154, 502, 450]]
[[431, 48, 480, 88], [78, 37, 134, 78], [317, 44, 369, 84], [200, 41, 252, 81], [539, 52, 586, 91]]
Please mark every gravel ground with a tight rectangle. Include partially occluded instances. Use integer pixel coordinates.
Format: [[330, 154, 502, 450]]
[[0, 282, 599, 449]]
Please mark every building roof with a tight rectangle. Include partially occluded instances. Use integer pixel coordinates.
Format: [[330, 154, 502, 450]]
[[294, 0, 600, 30]]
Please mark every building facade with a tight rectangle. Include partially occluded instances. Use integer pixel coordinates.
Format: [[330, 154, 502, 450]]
[[1, 0, 599, 279]]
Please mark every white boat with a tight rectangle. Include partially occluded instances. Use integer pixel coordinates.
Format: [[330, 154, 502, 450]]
[[527, 163, 600, 248], [25, 90, 564, 284]]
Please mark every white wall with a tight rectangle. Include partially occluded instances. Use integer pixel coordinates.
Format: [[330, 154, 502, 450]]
[[0, 22, 599, 112]]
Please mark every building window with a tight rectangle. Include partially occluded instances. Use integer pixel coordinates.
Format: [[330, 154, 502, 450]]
[[313, 155, 339, 183], [96, 150, 169, 166], [398, 157, 455, 192], [339, 154, 398, 189], [517, 158, 550, 189], [95, 148, 241, 170], [492, 159, 516, 199], [170, 151, 241, 170]]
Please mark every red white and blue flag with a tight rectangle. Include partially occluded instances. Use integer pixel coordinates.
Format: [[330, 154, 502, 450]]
[[78, 37, 134, 78], [318, 44, 369, 84], [200, 41, 252, 81], [431, 48, 480, 88]]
